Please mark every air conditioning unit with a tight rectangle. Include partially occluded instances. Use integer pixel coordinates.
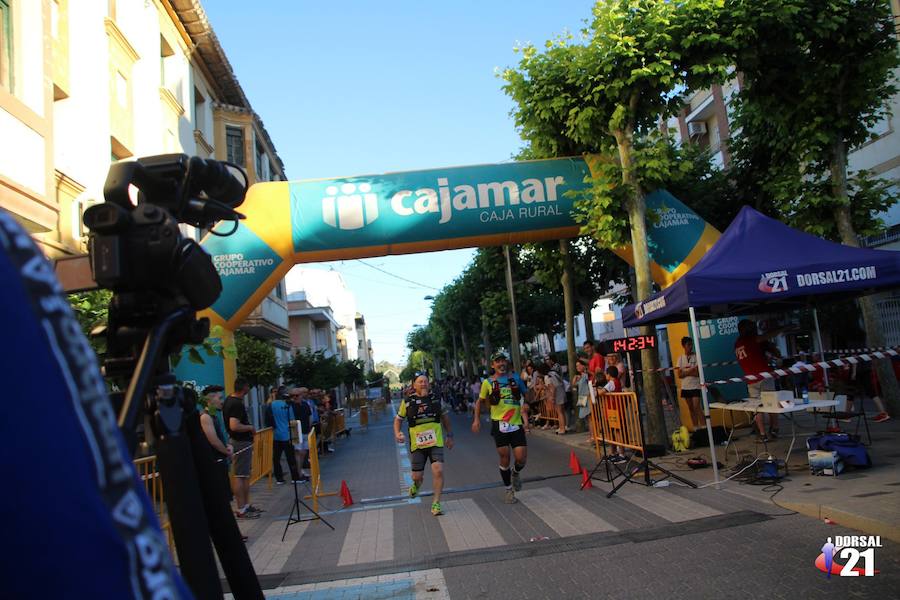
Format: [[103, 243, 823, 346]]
[[687, 121, 707, 138]]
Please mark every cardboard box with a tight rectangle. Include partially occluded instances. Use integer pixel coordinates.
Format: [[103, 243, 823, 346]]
[[761, 390, 794, 408]]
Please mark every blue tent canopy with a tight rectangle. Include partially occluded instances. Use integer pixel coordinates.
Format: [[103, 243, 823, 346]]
[[623, 206, 900, 327]]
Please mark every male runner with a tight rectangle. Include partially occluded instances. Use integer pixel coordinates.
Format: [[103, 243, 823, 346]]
[[472, 352, 529, 504], [394, 374, 454, 516]]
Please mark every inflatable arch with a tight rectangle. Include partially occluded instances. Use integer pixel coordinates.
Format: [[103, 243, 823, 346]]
[[181, 156, 739, 428]]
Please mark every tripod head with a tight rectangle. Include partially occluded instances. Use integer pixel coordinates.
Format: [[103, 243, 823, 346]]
[[84, 154, 246, 382]]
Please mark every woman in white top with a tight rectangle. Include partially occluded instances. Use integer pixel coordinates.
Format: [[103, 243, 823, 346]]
[[677, 336, 704, 429]]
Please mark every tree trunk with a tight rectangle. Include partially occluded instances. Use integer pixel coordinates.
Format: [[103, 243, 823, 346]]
[[451, 332, 460, 377], [481, 316, 492, 368], [579, 295, 596, 343], [830, 139, 900, 416], [614, 127, 666, 447], [459, 326, 474, 380], [503, 245, 523, 374], [560, 239, 578, 384]]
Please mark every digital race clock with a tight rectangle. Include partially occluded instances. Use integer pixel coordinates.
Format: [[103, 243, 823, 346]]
[[609, 334, 657, 353]]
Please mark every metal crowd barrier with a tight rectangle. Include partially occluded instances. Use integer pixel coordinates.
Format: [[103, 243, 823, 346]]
[[587, 391, 644, 457], [303, 430, 338, 512], [133, 455, 174, 554]]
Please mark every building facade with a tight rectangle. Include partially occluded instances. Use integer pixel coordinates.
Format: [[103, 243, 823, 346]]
[[1, 0, 291, 422], [285, 265, 374, 364]]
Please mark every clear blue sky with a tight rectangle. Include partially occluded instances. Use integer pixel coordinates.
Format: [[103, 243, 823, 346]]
[[203, 0, 596, 364]]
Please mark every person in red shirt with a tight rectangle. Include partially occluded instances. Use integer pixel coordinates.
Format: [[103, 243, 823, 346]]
[[583, 340, 606, 383], [735, 319, 789, 441]]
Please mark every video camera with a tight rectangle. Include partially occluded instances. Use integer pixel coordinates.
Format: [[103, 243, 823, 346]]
[[84, 154, 246, 380]]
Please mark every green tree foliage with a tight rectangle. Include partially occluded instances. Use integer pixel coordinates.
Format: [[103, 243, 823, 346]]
[[234, 331, 280, 389], [519, 238, 629, 342], [342, 358, 367, 389], [68, 290, 112, 355], [282, 349, 346, 390], [726, 0, 900, 239], [725, 0, 900, 413], [365, 370, 385, 385]]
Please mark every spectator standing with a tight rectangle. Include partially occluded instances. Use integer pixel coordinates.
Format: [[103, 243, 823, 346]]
[[598, 365, 627, 462], [290, 388, 312, 479], [539, 363, 567, 434], [735, 319, 788, 441], [469, 377, 481, 415], [574, 358, 592, 431], [199, 386, 233, 497], [583, 341, 605, 383], [677, 337, 704, 430], [606, 353, 627, 387], [266, 388, 302, 484], [321, 393, 336, 453], [223, 378, 260, 519]]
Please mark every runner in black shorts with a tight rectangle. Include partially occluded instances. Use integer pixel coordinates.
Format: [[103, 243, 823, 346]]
[[394, 374, 454, 516], [473, 352, 529, 504]]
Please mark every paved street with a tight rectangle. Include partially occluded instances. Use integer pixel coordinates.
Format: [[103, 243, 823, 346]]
[[225, 403, 900, 599]]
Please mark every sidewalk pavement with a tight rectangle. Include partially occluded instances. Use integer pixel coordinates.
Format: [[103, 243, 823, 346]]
[[532, 408, 900, 541]]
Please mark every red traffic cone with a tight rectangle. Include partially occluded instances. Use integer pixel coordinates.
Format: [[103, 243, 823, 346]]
[[569, 451, 582, 475], [340, 480, 354, 507], [580, 468, 593, 490]]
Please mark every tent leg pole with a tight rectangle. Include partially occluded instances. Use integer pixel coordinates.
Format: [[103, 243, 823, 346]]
[[813, 308, 829, 388], [689, 307, 721, 489]]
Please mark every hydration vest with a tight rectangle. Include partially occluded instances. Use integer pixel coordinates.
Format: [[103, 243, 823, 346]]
[[490, 377, 521, 405], [405, 394, 441, 428]]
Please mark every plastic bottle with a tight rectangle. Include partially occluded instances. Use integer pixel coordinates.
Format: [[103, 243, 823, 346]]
[[802, 389, 809, 404]]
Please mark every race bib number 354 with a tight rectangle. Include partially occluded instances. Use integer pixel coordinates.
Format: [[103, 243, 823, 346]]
[[415, 429, 437, 448]]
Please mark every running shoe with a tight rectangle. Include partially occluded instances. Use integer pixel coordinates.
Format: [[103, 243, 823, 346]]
[[873, 412, 892, 423], [504, 488, 517, 504], [275, 480, 285, 485], [235, 510, 260, 520], [431, 501, 443, 516], [245, 505, 264, 514], [511, 469, 522, 491], [409, 482, 419, 498]]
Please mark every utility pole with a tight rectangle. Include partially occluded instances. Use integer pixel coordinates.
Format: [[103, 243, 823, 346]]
[[503, 245, 522, 373]]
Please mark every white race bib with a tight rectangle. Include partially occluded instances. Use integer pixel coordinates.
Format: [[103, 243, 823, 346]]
[[415, 428, 437, 448], [499, 421, 519, 433]]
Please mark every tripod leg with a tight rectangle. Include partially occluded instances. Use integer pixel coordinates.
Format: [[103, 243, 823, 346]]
[[647, 461, 698, 488], [296, 496, 335, 530], [606, 460, 640, 498], [282, 482, 301, 542]]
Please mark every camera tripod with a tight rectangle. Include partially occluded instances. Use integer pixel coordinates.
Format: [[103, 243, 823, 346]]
[[282, 478, 334, 541], [117, 306, 263, 600]]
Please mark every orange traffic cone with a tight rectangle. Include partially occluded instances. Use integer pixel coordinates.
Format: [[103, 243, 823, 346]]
[[580, 468, 593, 490], [569, 451, 582, 475], [340, 480, 353, 507]]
